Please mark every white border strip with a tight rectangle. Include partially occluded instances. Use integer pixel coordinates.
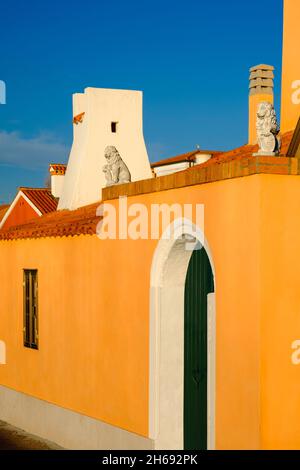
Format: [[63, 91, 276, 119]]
[[149, 218, 216, 448]]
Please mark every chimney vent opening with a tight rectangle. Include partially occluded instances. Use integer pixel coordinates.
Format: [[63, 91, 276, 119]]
[[111, 122, 118, 133]]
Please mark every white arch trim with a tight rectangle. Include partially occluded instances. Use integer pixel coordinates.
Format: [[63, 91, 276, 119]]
[[149, 217, 216, 449], [0, 341, 6, 365]]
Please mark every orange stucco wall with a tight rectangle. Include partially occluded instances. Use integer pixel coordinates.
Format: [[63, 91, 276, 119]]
[[281, 0, 300, 133], [1, 196, 39, 230], [260, 175, 300, 449], [1, 173, 300, 447], [0, 174, 264, 447]]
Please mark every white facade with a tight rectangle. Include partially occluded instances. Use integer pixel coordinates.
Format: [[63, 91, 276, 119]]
[[50, 174, 65, 199], [58, 88, 153, 210], [152, 153, 212, 177]]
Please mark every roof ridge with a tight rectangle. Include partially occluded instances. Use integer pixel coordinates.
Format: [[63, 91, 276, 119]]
[[49, 163, 67, 166], [151, 149, 223, 168], [20, 187, 52, 191], [154, 149, 222, 161]]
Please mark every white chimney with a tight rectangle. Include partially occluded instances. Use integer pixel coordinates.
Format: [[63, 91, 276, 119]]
[[58, 87, 153, 210], [49, 164, 66, 199]]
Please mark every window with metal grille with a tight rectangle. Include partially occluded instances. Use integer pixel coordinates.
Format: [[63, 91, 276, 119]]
[[23, 269, 38, 349]]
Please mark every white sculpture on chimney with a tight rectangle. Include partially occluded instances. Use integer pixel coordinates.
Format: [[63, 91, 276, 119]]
[[103, 146, 131, 186], [255, 101, 280, 155]]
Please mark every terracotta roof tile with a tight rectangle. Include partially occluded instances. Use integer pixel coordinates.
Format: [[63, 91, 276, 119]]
[[151, 132, 294, 174], [0, 130, 297, 241], [20, 188, 58, 214], [73, 112, 85, 125], [102, 129, 299, 201], [0, 205, 9, 223], [193, 130, 294, 169], [0, 202, 101, 240], [49, 164, 67, 175]]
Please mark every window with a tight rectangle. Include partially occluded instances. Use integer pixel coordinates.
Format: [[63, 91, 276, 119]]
[[111, 121, 117, 133], [23, 269, 38, 349]]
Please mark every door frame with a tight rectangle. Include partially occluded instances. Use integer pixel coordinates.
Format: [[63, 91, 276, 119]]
[[149, 218, 216, 450]]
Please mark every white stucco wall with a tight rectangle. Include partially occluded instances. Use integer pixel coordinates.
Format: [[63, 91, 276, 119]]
[[153, 154, 212, 178], [51, 175, 65, 198], [58, 88, 152, 210], [195, 153, 212, 165], [0, 385, 153, 450], [153, 162, 190, 177]]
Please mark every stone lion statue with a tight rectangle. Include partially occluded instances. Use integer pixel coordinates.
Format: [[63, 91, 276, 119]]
[[103, 146, 131, 186], [256, 102, 280, 155]]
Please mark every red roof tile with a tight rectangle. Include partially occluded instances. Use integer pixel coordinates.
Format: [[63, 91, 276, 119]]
[[0, 205, 9, 223], [49, 164, 67, 175], [150, 132, 294, 173], [0, 130, 297, 241], [0, 202, 101, 240], [20, 188, 58, 214], [193, 130, 294, 169], [73, 112, 85, 125]]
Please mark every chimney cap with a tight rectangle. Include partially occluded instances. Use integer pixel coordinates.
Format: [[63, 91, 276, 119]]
[[249, 78, 274, 89], [49, 163, 67, 176], [249, 64, 274, 72], [249, 64, 275, 96], [250, 70, 274, 80]]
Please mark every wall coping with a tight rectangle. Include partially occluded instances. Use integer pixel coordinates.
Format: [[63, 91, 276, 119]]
[[102, 156, 300, 201]]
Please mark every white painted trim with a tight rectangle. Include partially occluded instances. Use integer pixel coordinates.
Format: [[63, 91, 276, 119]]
[[0, 191, 42, 229], [0, 385, 153, 450], [0, 341, 6, 365], [149, 217, 216, 449], [207, 293, 216, 450], [152, 153, 213, 177], [153, 162, 190, 177]]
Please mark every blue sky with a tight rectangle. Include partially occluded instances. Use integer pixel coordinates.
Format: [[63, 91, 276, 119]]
[[0, 0, 283, 203]]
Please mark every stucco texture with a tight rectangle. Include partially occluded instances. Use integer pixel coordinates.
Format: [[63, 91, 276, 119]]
[[281, 0, 300, 133], [0, 173, 265, 447]]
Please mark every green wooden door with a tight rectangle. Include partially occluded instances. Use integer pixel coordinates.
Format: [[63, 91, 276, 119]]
[[184, 247, 214, 450]]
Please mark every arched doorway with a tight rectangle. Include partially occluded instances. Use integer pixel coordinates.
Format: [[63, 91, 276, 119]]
[[184, 247, 214, 450], [149, 219, 216, 450]]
